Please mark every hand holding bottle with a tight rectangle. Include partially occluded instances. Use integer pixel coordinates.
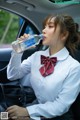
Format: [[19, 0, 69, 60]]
[[17, 33, 30, 41], [12, 33, 43, 53]]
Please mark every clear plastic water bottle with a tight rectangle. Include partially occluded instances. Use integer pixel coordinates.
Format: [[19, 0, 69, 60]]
[[12, 34, 43, 53]]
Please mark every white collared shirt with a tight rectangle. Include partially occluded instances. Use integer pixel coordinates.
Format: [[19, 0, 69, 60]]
[[7, 47, 80, 120]]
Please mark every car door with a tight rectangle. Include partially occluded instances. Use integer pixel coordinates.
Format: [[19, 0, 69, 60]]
[[0, 9, 41, 84]]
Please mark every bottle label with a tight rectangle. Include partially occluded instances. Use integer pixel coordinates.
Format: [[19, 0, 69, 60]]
[[25, 38, 35, 47], [21, 37, 36, 50]]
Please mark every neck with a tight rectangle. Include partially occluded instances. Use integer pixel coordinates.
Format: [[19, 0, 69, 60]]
[[49, 45, 64, 56]]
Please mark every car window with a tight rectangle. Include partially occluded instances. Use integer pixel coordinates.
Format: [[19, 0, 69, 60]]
[[0, 10, 20, 48], [19, 18, 34, 34], [0, 10, 34, 49]]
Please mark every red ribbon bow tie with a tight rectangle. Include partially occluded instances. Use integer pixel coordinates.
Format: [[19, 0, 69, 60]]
[[39, 55, 57, 77]]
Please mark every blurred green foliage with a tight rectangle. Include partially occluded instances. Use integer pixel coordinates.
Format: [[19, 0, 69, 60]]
[[0, 10, 20, 44]]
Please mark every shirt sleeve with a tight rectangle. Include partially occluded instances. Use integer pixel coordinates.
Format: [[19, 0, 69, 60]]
[[27, 64, 80, 120], [7, 50, 36, 80]]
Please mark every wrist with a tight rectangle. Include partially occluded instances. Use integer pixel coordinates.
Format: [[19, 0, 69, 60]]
[[24, 108, 30, 118]]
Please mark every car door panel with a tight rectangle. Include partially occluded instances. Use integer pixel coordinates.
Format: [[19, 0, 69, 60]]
[[0, 49, 12, 83]]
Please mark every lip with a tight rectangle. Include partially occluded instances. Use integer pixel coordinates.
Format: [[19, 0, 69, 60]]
[[43, 36, 46, 40]]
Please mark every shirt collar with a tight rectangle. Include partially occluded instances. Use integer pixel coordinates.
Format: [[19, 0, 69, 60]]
[[45, 47, 69, 61]]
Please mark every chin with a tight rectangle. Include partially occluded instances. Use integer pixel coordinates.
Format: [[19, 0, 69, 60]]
[[42, 41, 49, 46]]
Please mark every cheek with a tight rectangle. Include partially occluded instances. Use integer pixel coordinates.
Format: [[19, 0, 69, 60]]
[[50, 38, 56, 45], [47, 37, 56, 46], [47, 34, 55, 45], [42, 37, 52, 45], [50, 34, 60, 45]]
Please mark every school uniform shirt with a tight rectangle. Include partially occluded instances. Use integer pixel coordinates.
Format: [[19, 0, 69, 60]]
[[7, 47, 80, 120]]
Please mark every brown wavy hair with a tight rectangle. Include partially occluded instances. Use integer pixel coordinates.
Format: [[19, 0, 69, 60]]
[[43, 14, 80, 56]]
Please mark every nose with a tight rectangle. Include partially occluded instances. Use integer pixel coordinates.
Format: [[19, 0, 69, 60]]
[[42, 27, 46, 34]]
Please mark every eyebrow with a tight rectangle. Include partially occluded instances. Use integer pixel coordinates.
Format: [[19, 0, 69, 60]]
[[49, 22, 54, 24], [46, 22, 54, 25]]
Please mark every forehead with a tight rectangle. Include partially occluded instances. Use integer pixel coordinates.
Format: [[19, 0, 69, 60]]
[[45, 17, 55, 24]]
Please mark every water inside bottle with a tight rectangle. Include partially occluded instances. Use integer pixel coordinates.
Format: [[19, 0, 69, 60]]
[[12, 34, 43, 53], [12, 40, 23, 53]]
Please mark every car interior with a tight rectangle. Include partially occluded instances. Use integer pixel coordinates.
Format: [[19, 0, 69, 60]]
[[0, 0, 80, 120]]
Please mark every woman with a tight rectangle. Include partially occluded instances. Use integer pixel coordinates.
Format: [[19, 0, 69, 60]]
[[6, 14, 80, 120]]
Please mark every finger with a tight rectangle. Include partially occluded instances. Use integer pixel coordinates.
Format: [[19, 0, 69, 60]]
[[17, 34, 30, 41], [20, 36, 25, 40], [7, 108, 15, 115], [17, 38, 22, 41], [6, 105, 18, 115], [7, 108, 18, 119], [11, 116, 18, 120], [23, 33, 30, 38], [9, 112, 16, 118], [6, 105, 17, 111]]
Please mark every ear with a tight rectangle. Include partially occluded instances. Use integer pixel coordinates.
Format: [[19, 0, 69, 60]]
[[61, 31, 69, 42]]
